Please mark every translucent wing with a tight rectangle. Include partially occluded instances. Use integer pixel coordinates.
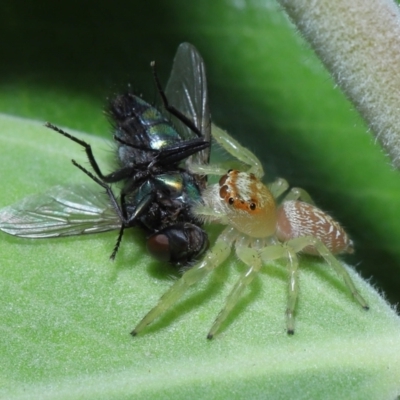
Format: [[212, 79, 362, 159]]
[[0, 184, 121, 238], [165, 42, 211, 166]]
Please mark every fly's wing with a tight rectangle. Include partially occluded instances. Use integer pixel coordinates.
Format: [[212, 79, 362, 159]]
[[0, 185, 121, 238], [165, 42, 211, 168]]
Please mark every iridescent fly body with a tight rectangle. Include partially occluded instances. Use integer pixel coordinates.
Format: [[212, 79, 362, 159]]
[[0, 43, 211, 265]]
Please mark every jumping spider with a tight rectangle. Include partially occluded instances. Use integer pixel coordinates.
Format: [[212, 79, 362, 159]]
[[132, 124, 369, 338]]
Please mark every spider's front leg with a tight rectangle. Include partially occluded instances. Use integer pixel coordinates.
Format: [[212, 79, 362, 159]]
[[211, 124, 264, 177], [187, 161, 227, 177], [281, 186, 315, 205], [131, 227, 237, 336], [207, 237, 264, 339]]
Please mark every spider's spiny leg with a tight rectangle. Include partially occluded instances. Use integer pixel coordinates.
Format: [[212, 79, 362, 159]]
[[260, 245, 299, 334], [193, 203, 230, 225], [281, 187, 315, 205], [285, 247, 299, 334], [186, 161, 227, 177], [131, 227, 237, 336], [211, 124, 264, 178], [207, 237, 262, 339], [268, 178, 289, 198], [287, 236, 369, 310]]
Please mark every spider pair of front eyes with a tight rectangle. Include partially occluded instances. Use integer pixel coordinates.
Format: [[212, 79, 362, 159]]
[[228, 197, 256, 209]]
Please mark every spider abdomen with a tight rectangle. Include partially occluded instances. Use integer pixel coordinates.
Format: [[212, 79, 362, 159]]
[[275, 200, 353, 255]]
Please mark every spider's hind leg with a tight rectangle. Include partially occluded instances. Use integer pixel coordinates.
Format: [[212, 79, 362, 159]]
[[287, 236, 369, 314]]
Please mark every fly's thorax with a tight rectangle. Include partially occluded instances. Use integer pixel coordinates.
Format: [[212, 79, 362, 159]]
[[206, 170, 276, 238], [154, 172, 202, 204], [154, 174, 184, 197], [275, 200, 354, 255]]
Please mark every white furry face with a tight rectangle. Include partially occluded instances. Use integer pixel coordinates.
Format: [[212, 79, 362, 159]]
[[203, 170, 277, 238]]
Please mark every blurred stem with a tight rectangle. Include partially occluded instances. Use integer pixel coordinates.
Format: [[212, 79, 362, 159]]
[[277, 0, 400, 168]]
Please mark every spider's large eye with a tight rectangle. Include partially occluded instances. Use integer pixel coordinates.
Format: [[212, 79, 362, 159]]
[[228, 197, 234, 205], [219, 174, 228, 186], [219, 185, 229, 199], [250, 202, 256, 210]]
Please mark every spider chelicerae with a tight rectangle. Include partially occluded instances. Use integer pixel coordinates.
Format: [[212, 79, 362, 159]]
[[132, 124, 369, 338]]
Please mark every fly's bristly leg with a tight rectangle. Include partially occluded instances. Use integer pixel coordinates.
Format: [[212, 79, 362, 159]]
[[150, 61, 203, 138], [45, 122, 137, 184], [45, 122, 109, 181]]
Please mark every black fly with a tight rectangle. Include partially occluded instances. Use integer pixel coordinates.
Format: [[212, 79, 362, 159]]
[[0, 43, 211, 265]]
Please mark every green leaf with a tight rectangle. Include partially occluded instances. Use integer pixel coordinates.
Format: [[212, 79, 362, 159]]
[[1, 111, 400, 400], [2, 0, 400, 398]]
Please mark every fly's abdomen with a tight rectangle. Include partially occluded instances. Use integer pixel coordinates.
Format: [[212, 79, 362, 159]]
[[109, 93, 183, 165]]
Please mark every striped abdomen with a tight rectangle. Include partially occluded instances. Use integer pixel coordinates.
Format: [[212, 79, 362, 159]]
[[275, 200, 353, 255]]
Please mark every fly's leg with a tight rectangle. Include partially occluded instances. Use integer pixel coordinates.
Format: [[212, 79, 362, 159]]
[[131, 226, 237, 336], [45, 122, 137, 183], [109, 191, 129, 260], [114, 134, 209, 168], [71, 161, 124, 222], [287, 236, 369, 309], [207, 236, 263, 339], [150, 61, 202, 138], [259, 245, 300, 334], [45, 123, 111, 181], [211, 124, 264, 178], [70, 160, 132, 260]]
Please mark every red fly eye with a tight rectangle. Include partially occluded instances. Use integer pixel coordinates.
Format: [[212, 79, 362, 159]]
[[147, 234, 171, 262]]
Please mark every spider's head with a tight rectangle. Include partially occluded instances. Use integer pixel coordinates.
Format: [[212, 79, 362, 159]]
[[215, 170, 277, 238]]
